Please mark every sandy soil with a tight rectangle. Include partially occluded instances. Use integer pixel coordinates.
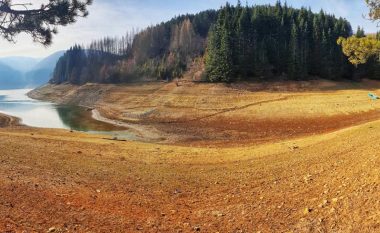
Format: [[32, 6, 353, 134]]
[[0, 79, 379, 232]]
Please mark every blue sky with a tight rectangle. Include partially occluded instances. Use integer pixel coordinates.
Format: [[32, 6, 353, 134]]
[[0, 0, 377, 57]]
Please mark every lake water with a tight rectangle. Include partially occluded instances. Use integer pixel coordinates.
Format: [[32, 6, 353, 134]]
[[0, 89, 136, 139]]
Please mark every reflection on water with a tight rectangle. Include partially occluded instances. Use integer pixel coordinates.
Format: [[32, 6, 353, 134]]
[[0, 89, 68, 129], [0, 89, 137, 139], [56, 105, 125, 132]]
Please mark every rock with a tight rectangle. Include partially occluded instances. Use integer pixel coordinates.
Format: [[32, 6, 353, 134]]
[[174, 189, 182, 194], [290, 145, 300, 151], [193, 226, 201, 231], [212, 211, 225, 217], [47, 227, 56, 232], [332, 198, 338, 203], [96, 189, 101, 193], [319, 200, 329, 208], [304, 174, 313, 183], [303, 207, 312, 214]]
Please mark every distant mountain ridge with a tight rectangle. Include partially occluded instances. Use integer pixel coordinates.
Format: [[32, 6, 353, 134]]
[[0, 57, 40, 72], [0, 63, 24, 89], [25, 51, 65, 87], [0, 51, 64, 89]]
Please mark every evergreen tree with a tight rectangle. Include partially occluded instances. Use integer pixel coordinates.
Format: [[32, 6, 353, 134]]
[[356, 26, 366, 38], [203, 3, 354, 81], [288, 23, 301, 79], [52, 2, 359, 85]]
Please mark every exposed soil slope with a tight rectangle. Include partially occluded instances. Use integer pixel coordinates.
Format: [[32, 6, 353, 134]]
[[0, 80, 377, 232], [29, 79, 380, 145], [1, 119, 380, 232], [0, 113, 20, 127]]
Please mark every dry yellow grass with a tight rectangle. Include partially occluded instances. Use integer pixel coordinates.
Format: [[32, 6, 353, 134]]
[[29, 79, 380, 144], [3, 79, 380, 232]]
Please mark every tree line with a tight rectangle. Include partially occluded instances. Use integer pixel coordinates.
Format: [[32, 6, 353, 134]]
[[51, 10, 217, 84], [206, 2, 354, 82], [51, 2, 380, 85]]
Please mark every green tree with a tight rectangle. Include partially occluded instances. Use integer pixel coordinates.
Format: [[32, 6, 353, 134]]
[[0, 0, 92, 45], [237, 6, 253, 78], [356, 26, 366, 38], [288, 23, 301, 79], [205, 25, 222, 82]]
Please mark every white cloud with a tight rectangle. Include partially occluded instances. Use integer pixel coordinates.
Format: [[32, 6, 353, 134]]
[[0, 0, 378, 58]]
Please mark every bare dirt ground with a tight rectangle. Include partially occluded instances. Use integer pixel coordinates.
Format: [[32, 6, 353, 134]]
[[2, 80, 380, 232], [29, 79, 380, 145]]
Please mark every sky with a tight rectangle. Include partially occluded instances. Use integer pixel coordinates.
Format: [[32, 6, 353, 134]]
[[0, 0, 377, 58]]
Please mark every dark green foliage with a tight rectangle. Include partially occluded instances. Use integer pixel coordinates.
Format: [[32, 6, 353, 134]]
[[356, 26, 366, 38], [51, 45, 121, 84], [52, 2, 380, 85], [0, 0, 92, 45], [205, 2, 354, 81]]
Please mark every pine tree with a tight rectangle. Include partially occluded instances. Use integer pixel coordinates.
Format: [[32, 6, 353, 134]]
[[288, 23, 301, 79], [205, 25, 222, 82], [52, 2, 357, 84], [237, 6, 253, 79], [355, 26, 365, 38]]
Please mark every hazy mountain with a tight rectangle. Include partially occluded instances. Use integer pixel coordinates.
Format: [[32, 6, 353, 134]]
[[0, 57, 40, 73], [25, 51, 65, 87], [0, 51, 64, 89], [0, 62, 25, 89]]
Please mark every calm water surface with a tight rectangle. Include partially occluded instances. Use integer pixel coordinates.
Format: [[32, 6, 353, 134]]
[[0, 89, 136, 139]]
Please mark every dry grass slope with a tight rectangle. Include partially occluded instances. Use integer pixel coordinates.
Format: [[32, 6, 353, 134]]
[[2, 79, 380, 232]]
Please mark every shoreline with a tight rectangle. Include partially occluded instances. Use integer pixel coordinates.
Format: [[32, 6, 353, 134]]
[[28, 87, 165, 142], [91, 109, 165, 142], [0, 113, 22, 128], [27, 81, 380, 146]]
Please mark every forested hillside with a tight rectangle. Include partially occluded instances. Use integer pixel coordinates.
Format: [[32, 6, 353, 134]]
[[51, 2, 377, 85], [51, 10, 217, 84], [206, 2, 353, 81]]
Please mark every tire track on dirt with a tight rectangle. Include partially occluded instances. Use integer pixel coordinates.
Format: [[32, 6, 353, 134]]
[[161, 96, 291, 123]]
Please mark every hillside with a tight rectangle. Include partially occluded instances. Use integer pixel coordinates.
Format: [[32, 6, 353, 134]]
[[3, 79, 380, 232], [0, 51, 64, 89], [25, 51, 65, 87], [0, 63, 24, 89], [0, 56, 40, 72], [29, 79, 380, 145], [50, 3, 366, 85]]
